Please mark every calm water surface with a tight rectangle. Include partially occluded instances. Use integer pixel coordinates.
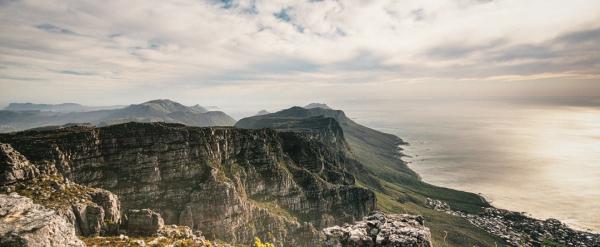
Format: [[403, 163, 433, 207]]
[[347, 100, 600, 232]]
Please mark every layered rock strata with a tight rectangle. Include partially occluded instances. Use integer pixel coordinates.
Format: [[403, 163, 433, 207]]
[[0, 122, 376, 245]]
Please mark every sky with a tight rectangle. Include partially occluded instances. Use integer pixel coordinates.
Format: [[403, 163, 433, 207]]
[[0, 0, 599, 111]]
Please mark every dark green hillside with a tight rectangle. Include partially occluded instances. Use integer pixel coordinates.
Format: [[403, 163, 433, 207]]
[[236, 106, 506, 247]]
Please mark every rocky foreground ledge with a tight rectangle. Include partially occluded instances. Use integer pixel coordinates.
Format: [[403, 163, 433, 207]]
[[322, 212, 433, 247], [0, 193, 212, 247], [0, 192, 434, 247], [0, 193, 84, 247]]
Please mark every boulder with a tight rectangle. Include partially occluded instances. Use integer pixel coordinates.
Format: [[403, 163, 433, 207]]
[[89, 189, 121, 224], [126, 208, 164, 236], [88, 188, 121, 234], [0, 193, 84, 247], [71, 203, 105, 236], [323, 211, 433, 247]]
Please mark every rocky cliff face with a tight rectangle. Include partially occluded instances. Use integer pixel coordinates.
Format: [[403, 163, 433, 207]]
[[0, 142, 123, 238], [0, 122, 375, 245]]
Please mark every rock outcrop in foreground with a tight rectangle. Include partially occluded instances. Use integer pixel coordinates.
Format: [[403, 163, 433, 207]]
[[0, 193, 84, 247], [323, 211, 433, 247]]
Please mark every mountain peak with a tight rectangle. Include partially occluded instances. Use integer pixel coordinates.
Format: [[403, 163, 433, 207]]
[[142, 99, 180, 105], [141, 99, 181, 106], [255, 110, 270, 116], [190, 104, 208, 113], [138, 99, 188, 113], [304, 103, 331, 110]]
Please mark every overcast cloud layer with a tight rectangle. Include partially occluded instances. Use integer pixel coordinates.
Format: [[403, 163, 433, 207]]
[[0, 0, 599, 109]]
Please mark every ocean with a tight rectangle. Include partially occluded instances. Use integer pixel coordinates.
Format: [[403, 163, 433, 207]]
[[345, 99, 600, 232]]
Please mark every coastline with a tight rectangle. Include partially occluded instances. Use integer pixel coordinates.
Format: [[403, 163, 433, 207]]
[[396, 139, 600, 245], [425, 197, 600, 246], [360, 102, 600, 236], [405, 152, 600, 234], [481, 192, 600, 234]]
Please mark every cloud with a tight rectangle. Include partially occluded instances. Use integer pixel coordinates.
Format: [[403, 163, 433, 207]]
[[56, 70, 97, 76], [0, 0, 599, 107], [35, 23, 78, 35], [557, 27, 600, 44], [424, 39, 506, 60], [409, 8, 425, 21], [274, 8, 292, 22]]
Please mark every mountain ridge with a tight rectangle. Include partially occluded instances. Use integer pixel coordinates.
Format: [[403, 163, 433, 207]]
[[4, 102, 124, 112], [0, 99, 235, 133], [236, 106, 505, 246]]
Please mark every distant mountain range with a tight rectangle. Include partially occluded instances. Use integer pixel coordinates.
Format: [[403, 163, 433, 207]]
[[0, 99, 235, 132], [4, 102, 124, 112]]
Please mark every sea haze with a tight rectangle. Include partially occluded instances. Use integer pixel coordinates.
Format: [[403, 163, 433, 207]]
[[346, 98, 600, 232]]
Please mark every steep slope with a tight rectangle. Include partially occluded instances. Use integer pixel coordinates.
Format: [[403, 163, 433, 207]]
[[236, 106, 504, 246], [0, 99, 236, 133], [237, 106, 417, 177], [0, 122, 375, 246]]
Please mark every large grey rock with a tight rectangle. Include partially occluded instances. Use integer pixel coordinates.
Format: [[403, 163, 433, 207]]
[[71, 203, 104, 236], [89, 189, 121, 223], [0, 193, 84, 247], [323, 211, 433, 247], [88, 188, 121, 234], [126, 208, 164, 236], [0, 143, 38, 186]]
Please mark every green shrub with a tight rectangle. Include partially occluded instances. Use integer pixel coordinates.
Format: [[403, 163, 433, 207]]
[[253, 237, 275, 247]]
